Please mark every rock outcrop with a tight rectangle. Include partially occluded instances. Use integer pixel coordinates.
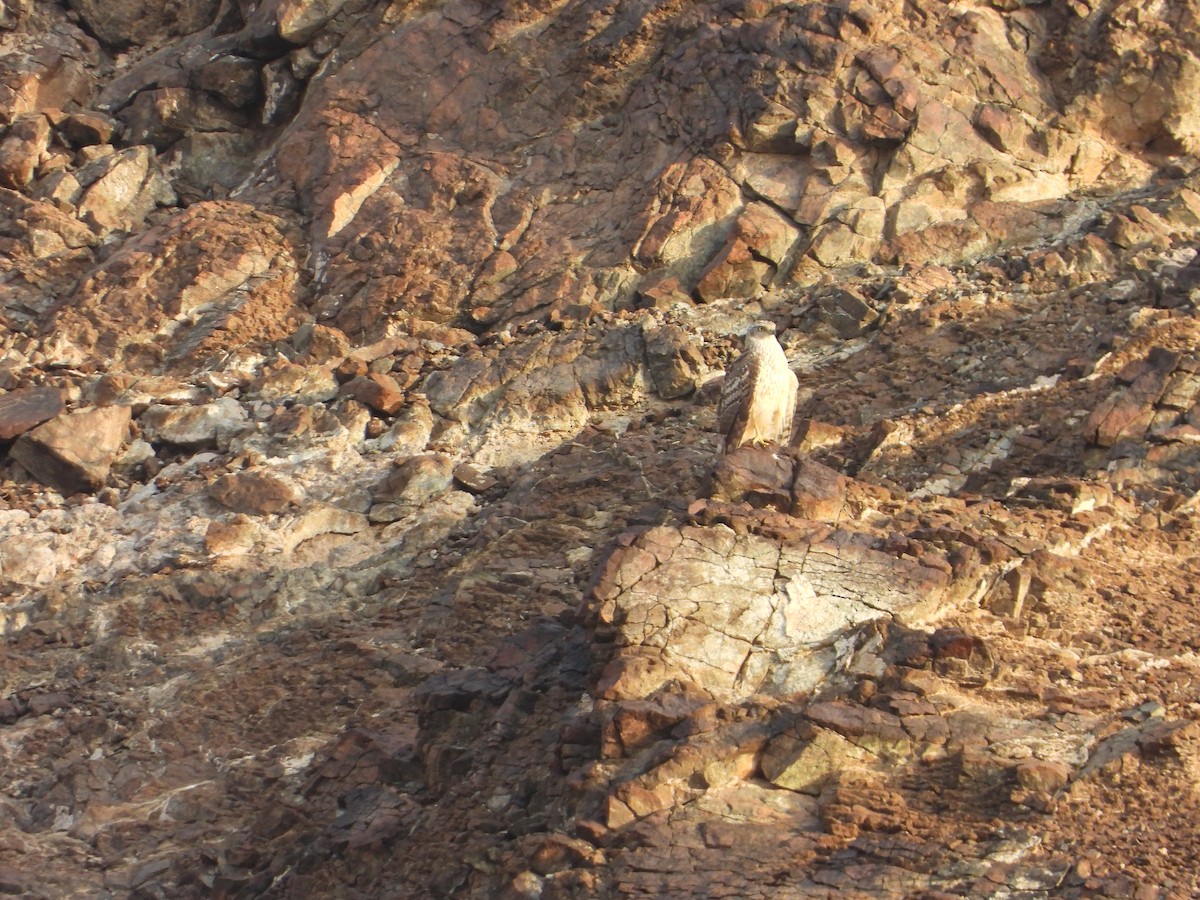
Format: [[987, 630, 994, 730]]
[[1, 1, 1199, 897]]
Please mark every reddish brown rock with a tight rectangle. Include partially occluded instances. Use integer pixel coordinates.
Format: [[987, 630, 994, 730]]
[[452, 462, 497, 494], [210, 470, 302, 516], [641, 322, 704, 399], [65, 0, 220, 48], [1015, 759, 1071, 794], [709, 446, 794, 508], [0, 113, 50, 188], [791, 458, 849, 522], [0, 385, 65, 439], [293, 323, 351, 365], [0, 46, 92, 123], [1086, 348, 1180, 447], [1, 2, 1199, 898], [340, 373, 405, 416], [57, 110, 118, 147], [139, 398, 248, 448], [43, 201, 306, 372]]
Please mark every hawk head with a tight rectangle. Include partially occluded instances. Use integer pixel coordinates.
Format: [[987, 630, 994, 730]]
[[743, 320, 777, 345]]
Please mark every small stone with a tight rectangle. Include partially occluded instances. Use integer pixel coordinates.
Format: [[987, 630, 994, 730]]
[[26, 692, 70, 716], [251, 361, 339, 404], [453, 462, 497, 493], [1015, 759, 1071, 794], [335, 356, 369, 382], [0, 698, 21, 724], [341, 373, 405, 415], [293, 323, 351, 365], [509, 871, 544, 898], [813, 286, 879, 338], [204, 518, 260, 555]]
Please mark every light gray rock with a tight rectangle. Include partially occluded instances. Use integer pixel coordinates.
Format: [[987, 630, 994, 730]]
[[139, 397, 248, 448], [76, 146, 176, 235], [591, 524, 951, 702]]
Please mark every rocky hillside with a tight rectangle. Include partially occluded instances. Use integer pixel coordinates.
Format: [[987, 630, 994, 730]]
[[2, 0, 1200, 896]]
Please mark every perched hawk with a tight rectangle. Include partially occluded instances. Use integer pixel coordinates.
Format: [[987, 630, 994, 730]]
[[717, 321, 798, 453]]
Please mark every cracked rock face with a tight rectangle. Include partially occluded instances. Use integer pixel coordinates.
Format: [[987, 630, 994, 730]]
[[590, 520, 952, 702], [2, 1, 1200, 898]]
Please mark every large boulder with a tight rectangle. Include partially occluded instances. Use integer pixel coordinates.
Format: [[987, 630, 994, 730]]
[[10, 405, 131, 494], [0, 385, 65, 440], [65, 0, 220, 48], [590, 523, 951, 703]]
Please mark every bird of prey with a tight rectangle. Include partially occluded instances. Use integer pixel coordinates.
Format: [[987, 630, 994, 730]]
[[717, 320, 798, 453]]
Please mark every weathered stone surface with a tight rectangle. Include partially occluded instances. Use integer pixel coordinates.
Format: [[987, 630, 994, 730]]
[[10, 405, 130, 493], [275, 0, 354, 44], [1086, 348, 1180, 447], [172, 131, 260, 197], [377, 400, 433, 455], [293, 323, 351, 365], [251, 361, 339, 404], [591, 523, 951, 702], [139, 397, 247, 448], [65, 0, 219, 48], [0, 44, 91, 124], [453, 463, 497, 494], [119, 87, 246, 151], [761, 725, 879, 795], [791, 458, 849, 522], [57, 110, 118, 147], [74, 145, 176, 235], [709, 446, 794, 508], [0, 113, 49, 188], [812, 286, 880, 339], [43, 201, 305, 372], [340, 373, 405, 416], [0, 385, 64, 439], [375, 454, 454, 506], [210, 469, 302, 515], [1, 2, 1200, 898], [422, 327, 646, 465], [642, 322, 704, 399], [694, 203, 799, 302]]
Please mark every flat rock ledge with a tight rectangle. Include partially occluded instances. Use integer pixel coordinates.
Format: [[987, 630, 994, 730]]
[[589, 520, 953, 705]]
